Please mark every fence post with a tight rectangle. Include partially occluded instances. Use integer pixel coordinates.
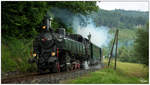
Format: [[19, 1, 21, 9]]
[[108, 30, 118, 67]]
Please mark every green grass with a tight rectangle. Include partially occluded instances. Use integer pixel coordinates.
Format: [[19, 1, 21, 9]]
[[2, 37, 36, 73], [116, 61, 148, 78], [63, 60, 149, 84]]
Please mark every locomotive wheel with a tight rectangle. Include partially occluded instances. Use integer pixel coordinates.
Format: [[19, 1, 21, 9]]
[[82, 60, 89, 69], [37, 60, 46, 74], [37, 64, 46, 74], [65, 53, 71, 72], [51, 62, 60, 73], [38, 68, 45, 74], [66, 64, 72, 72]]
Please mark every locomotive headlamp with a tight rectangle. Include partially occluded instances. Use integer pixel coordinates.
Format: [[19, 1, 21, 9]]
[[42, 26, 46, 29], [51, 52, 55, 56], [33, 53, 37, 57]]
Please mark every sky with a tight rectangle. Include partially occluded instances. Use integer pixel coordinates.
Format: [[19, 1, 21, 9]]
[[96, 2, 149, 11]]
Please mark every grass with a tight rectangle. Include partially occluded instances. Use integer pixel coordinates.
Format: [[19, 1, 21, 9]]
[[2, 37, 37, 73], [104, 59, 149, 78], [63, 59, 149, 84], [115, 61, 148, 78]]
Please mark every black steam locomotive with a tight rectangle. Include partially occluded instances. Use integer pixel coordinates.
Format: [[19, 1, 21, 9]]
[[29, 16, 103, 73]]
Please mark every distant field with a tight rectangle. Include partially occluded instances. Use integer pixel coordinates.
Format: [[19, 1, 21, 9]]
[[62, 60, 149, 84]]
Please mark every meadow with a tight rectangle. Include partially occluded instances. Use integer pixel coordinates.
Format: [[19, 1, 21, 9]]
[[62, 59, 149, 84]]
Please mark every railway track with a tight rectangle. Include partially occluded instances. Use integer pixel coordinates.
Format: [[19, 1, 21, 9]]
[[2, 63, 104, 84]]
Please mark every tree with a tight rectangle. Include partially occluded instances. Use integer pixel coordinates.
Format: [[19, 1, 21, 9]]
[[2, 1, 98, 39], [47, 1, 98, 14], [2, 1, 48, 38], [134, 23, 149, 66]]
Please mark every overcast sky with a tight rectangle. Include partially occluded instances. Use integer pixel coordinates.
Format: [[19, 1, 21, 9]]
[[96, 2, 149, 11]]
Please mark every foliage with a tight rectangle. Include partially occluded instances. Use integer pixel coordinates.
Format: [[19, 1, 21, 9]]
[[2, 1, 48, 38], [133, 23, 149, 66], [2, 37, 37, 72], [93, 9, 148, 29], [113, 9, 148, 18], [103, 9, 148, 55], [47, 1, 98, 14], [105, 28, 137, 63], [2, 1, 98, 39], [118, 46, 137, 63]]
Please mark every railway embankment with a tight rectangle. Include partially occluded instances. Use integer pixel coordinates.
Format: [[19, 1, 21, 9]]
[[2, 63, 103, 84]]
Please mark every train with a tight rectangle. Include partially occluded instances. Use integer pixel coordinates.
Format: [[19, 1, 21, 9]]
[[29, 16, 103, 73]]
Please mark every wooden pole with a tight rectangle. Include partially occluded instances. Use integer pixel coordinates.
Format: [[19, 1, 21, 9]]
[[108, 30, 117, 67], [114, 29, 119, 70]]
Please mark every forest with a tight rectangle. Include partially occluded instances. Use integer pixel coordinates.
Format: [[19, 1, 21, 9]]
[[1, 1, 149, 74]]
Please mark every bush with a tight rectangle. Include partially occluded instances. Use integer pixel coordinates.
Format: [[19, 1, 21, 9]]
[[133, 23, 149, 66], [2, 37, 37, 72]]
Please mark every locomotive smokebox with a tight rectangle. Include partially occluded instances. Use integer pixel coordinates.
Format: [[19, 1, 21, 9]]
[[58, 28, 66, 35]]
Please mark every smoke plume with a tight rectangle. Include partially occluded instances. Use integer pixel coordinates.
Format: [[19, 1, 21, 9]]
[[49, 8, 111, 47]]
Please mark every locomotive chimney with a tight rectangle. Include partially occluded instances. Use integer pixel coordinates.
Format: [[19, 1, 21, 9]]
[[44, 14, 53, 31], [46, 18, 50, 31], [49, 17, 53, 29]]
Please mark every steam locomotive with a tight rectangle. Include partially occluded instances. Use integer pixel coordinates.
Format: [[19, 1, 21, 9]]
[[29, 16, 103, 73]]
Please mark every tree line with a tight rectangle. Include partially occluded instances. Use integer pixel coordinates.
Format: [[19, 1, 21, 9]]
[[93, 9, 148, 29], [2, 1, 98, 39]]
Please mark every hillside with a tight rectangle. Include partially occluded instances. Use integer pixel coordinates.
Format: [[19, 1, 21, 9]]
[[93, 9, 148, 29], [113, 9, 148, 18]]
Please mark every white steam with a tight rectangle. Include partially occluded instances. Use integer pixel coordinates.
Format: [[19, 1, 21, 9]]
[[50, 8, 111, 47], [72, 16, 111, 47]]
